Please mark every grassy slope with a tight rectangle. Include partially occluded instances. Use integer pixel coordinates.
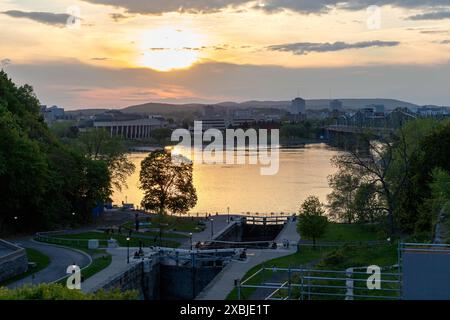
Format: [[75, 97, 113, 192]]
[[227, 247, 331, 299], [227, 223, 397, 300], [315, 223, 386, 242]]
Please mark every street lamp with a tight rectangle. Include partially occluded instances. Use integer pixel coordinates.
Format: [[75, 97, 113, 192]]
[[227, 207, 230, 223], [189, 232, 193, 251], [126, 236, 130, 264], [210, 219, 214, 239]]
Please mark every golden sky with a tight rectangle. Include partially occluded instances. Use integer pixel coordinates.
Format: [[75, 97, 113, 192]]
[[1, 0, 450, 107]]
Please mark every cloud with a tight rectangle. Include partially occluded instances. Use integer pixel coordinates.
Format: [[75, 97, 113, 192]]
[[91, 57, 109, 61], [110, 13, 131, 21], [79, 0, 450, 15], [1, 10, 73, 27], [440, 39, 450, 44], [6, 58, 450, 108], [1, 58, 12, 67], [407, 10, 450, 20], [267, 40, 400, 55]]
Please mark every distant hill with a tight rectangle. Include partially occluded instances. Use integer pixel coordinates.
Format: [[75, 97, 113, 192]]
[[122, 98, 418, 115], [67, 98, 419, 117]]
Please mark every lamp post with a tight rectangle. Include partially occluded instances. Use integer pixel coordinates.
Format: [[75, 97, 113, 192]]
[[126, 236, 130, 264], [227, 207, 230, 223], [189, 232, 193, 251], [210, 219, 214, 239]]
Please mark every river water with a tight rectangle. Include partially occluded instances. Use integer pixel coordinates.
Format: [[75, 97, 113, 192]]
[[112, 143, 339, 215]]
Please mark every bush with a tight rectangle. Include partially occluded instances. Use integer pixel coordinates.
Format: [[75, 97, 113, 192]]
[[0, 284, 139, 300]]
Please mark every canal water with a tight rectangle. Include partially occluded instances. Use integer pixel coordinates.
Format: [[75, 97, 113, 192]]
[[112, 143, 339, 215]]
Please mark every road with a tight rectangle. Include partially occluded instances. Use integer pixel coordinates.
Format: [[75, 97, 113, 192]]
[[7, 239, 91, 289]]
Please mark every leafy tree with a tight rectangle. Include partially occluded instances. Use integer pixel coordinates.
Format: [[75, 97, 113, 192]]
[[327, 170, 360, 223], [139, 150, 197, 215], [352, 183, 384, 223], [139, 150, 197, 245], [0, 71, 112, 233], [297, 196, 328, 247], [76, 128, 135, 192], [330, 128, 413, 236]]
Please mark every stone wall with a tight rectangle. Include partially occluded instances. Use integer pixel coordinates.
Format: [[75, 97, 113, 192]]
[[94, 256, 223, 300], [97, 258, 160, 300], [0, 239, 28, 283]]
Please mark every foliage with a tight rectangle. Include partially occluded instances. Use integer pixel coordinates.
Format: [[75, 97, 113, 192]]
[[139, 150, 197, 215], [0, 71, 111, 233], [327, 170, 360, 223], [395, 121, 450, 233], [74, 128, 135, 192], [0, 283, 138, 300], [417, 168, 450, 237], [297, 196, 328, 246]]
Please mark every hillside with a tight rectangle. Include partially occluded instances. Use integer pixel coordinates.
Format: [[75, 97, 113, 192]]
[[66, 98, 419, 117]]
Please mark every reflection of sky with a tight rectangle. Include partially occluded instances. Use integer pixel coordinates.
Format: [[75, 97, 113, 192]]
[[113, 144, 339, 215]]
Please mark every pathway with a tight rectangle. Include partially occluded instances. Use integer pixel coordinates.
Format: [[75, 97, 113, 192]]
[[7, 239, 91, 289], [196, 218, 300, 300]]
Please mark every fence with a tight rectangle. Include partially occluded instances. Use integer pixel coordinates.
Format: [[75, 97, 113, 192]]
[[236, 266, 402, 300]]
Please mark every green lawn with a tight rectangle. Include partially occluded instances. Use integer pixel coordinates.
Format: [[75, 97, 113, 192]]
[[123, 214, 206, 233], [312, 223, 386, 242], [44, 231, 181, 248], [0, 248, 51, 287], [227, 247, 331, 300], [227, 223, 398, 300], [56, 250, 112, 285]]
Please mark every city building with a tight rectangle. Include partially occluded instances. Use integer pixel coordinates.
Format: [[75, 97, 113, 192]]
[[290, 97, 306, 115], [93, 117, 167, 139], [417, 106, 449, 117], [40, 105, 66, 123]]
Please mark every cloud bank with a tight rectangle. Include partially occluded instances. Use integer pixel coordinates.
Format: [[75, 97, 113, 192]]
[[1, 10, 71, 27], [267, 40, 400, 55], [79, 0, 450, 14]]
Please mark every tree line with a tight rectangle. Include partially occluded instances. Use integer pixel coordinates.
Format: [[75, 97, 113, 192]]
[[0, 72, 133, 234], [327, 118, 450, 238]]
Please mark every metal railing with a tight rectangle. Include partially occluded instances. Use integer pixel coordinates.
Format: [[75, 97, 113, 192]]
[[236, 266, 402, 300]]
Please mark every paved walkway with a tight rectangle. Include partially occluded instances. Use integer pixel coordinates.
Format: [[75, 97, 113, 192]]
[[196, 219, 300, 300], [81, 246, 148, 293], [179, 215, 233, 249], [7, 239, 91, 289]]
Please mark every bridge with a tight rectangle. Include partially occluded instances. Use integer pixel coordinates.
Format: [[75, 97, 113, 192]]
[[323, 125, 395, 149]]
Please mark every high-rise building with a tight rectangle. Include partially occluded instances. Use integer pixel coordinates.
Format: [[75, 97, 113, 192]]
[[290, 97, 306, 115]]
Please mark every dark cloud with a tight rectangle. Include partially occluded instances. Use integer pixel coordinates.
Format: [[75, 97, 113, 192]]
[[1, 10, 72, 27], [91, 57, 109, 61], [268, 40, 400, 55], [6, 58, 450, 108], [407, 10, 450, 20], [440, 39, 450, 44], [79, 0, 450, 15]]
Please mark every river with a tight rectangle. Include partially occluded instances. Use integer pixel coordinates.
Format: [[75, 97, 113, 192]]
[[112, 143, 339, 215]]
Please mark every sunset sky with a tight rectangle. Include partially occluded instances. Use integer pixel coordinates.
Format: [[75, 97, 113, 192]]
[[1, 0, 450, 108]]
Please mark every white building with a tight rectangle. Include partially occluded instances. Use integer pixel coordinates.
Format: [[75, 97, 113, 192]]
[[93, 117, 166, 139]]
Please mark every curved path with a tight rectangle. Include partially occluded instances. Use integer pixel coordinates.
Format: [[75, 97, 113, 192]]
[[7, 239, 91, 289]]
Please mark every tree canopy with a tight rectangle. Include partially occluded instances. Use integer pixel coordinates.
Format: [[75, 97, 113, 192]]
[[297, 196, 328, 246], [0, 71, 112, 233], [139, 150, 197, 215]]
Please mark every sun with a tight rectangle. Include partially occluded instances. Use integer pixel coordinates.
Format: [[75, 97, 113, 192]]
[[138, 27, 203, 72]]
